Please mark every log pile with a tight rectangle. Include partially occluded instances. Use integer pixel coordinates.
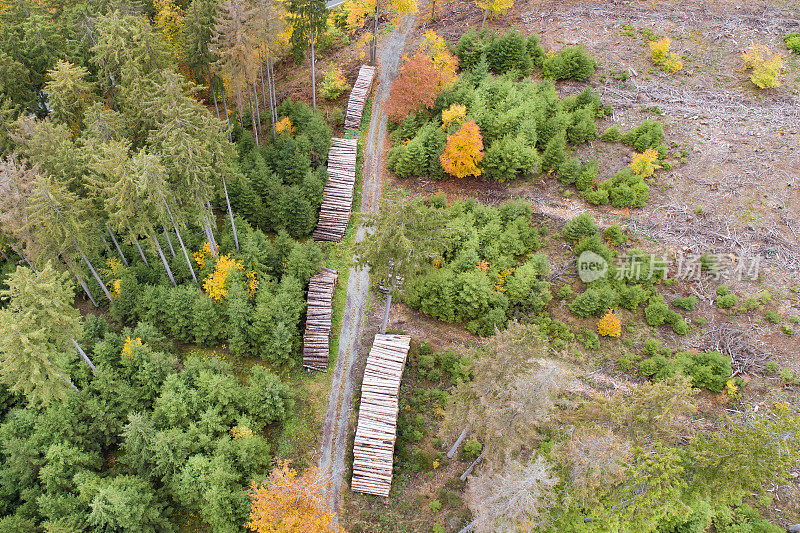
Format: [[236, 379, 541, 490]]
[[302, 268, 339, 371], [351, 334, 411, 497], [312, 137, 358, 242], [345, 65, 376, 130]]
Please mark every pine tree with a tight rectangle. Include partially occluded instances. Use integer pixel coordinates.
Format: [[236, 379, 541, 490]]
[[43, 60, 96, 136], [286, 0, 327, 109], [213, 0, 261, 141], [0, 262, 83, 404]]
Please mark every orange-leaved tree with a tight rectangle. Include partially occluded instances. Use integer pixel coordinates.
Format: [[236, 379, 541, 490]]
[[440, 120, 484, 178], [246, 461, 337, 533], [387, 31, 458, 122]]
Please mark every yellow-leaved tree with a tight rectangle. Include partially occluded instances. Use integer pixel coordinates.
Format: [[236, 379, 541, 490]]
[[246, 461, 337, 533], [440, 120, 484, 178], [597, 309, 621, 338], [475, 0, 514, 29], [629, 148, 660, 177], [442, 103, 467, 130]]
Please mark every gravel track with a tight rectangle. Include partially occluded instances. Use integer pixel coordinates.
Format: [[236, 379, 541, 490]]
[[317, 12, 417, 523]]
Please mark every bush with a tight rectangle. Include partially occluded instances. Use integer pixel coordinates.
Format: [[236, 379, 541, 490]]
[[483, 133, 540, 181], [575, 161, 598, 192], [598, 167, 650, 208], [620, 120, 664, 152], [672, 295, 697, 310], [566, 106, 597, 144], [321, 65, 350, 100], [597, 309, 621, 337], [569, 285, 617, 318], [542, 46, 597, 81], [558, 156, 582, 185], [486, 30, 533, 76], [764, 310, 781, 323], [786, 32, 800, 54], [677, 350, 731, 392], [645, 294, 672, 327], [639, 353, 678, 381], [741, 42, 785, 89], [562, 212, 598, 243], [600, 125, 621, 142], [716, 293, 738, 309], [574, 234, 613, 264], [540, 131, 566, 173], [617, 284, 649, 310], [649, 37, 683, 73], [462, 438, 482, 458], [527, 34, 546, 68], [604, 224, 626, 245]]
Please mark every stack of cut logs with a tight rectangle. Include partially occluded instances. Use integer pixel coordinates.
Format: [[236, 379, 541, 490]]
[[302, 268, 338, 371], [312, 138, 358, 242], [344, 65, 377, 130], [351, 334, 411, 497]]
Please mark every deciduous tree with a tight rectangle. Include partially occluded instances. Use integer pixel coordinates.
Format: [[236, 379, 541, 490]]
[[440, 119, 484, 178], [246, 461, 335, 533]]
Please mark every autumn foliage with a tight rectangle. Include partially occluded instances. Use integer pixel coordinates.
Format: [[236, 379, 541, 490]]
[[387, 31, 458, 122], [246, 461, 336, 533], [597, 309, 621, 337], [440, 120, 484, 178]]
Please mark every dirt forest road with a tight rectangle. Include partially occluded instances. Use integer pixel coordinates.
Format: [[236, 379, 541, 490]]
[[317, 12, 417, 522]]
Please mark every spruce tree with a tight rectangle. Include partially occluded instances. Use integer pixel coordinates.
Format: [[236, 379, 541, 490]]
[[0, 263, 84, 404]]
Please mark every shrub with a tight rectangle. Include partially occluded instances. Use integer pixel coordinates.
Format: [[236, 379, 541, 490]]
[[527, 34, 546, 68], [600, 125, 621, 142], [562, 212, 598, 243], [716, 293, 738, 309], [597, 309, 621, 337], [540, 131, 566, 173], [570, 290, 601, 318], [617, 284, 649, 310], [639, 353, 678, 381], [463, 438, 482, 458], [574, 234, 613, 264], [649, 37, 683, 73], [677, 350, 731, 392], [483, 133, 539, 182], [583, 188, 609, 205], [558, 156, 582, 185], [577, 328, 600, 349], [645, 295, 671, 327], [672, 296, 697, 311], [557, 284, 575, 300], [566, 106, 597, 144], [782, 325, 795, 337], [741, 42, 785, 89], [629, 148, 660, 177], [486, 30, 533, 76], [621, 120, 664, 152], [321, 65, 350, 100], [542, 46, 597, 81], [429, 499, 442, 513], [785, 32, 800, 54], [764, 310, 781, 323], [598, 167, 650, 208], [604, 224, 626, 245]]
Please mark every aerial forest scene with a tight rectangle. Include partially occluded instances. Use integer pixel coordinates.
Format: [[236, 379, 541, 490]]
[[1, 0, 800, 531]]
